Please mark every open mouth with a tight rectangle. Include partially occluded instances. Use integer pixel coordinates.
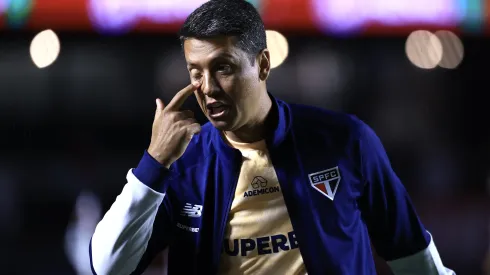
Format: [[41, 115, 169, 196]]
[[206, 102, 229, 119]]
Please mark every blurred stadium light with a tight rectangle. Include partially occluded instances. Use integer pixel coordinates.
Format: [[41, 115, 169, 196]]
[[405, 30, 444, 69], [435, 30, 464, 69], [30, 29, 60, 68], [88, 0, 209, 32], [266, 30, 289, 69], [312, 0, 467, 34], [405, 29, 463, 69], [0, 0, 485, 35]]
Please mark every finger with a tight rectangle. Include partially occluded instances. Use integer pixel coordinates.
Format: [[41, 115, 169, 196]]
[[166, 83, 199, 111], [155, 98, 164, 119], [184, 117, 198, 124], [156, 98, 164, 111], [187, 123, 201, 135], [182, 110, 194, 118], [172, 111, 195, 121]]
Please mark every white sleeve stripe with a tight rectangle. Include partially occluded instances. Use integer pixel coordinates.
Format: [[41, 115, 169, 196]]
[[90, 169, 166, 275], [388, 231, 455, 275]]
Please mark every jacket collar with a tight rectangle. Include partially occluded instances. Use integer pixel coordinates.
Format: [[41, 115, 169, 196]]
[[210, 93, 291, 163]]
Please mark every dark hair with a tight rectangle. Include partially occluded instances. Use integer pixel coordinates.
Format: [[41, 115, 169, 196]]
[[179, 0, 267, 64]]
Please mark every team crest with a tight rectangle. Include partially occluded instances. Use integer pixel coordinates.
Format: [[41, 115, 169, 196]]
[[308, 167, 341, 201]]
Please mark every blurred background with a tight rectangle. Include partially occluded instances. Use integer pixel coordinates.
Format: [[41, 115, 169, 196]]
[[0, 0, 489, 274]]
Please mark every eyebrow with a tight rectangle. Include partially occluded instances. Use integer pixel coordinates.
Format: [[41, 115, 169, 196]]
[[187, 52, 237, 69]]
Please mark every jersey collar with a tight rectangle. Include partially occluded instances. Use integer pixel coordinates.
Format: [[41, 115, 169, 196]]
[[210, 93, 291, 164]]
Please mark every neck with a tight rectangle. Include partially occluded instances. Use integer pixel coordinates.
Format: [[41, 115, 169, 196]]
[[224, 93, 272, 143]]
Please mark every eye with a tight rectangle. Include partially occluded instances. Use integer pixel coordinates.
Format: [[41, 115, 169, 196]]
[[217, 64, 232, 73], [190, 70, 202, 80]]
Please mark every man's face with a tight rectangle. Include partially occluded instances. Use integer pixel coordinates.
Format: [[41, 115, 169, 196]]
[[183, 37, 269, 131]]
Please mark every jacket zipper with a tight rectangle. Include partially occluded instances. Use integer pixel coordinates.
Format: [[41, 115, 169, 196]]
[[214, 158, 241, 273]]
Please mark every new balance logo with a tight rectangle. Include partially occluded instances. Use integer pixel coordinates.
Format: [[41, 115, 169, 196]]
[[180, 203, 203, 218]]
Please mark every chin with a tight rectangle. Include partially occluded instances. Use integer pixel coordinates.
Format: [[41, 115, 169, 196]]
[[209, 120, 233, 131]]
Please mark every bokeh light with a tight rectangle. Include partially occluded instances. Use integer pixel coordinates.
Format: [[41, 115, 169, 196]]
[[30, 29, 60, 69], [405, 30, 443, 69], [435, 30, 464, 69], [266, 30, 289, 69]]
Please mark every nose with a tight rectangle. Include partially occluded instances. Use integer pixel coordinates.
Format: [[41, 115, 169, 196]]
[[201, 72, 219, 97]]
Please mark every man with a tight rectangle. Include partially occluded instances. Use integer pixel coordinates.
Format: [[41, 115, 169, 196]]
[[90, 0, 454, 274]]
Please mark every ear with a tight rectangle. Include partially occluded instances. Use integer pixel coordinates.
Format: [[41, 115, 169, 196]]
[[257, 49, 271, 81]]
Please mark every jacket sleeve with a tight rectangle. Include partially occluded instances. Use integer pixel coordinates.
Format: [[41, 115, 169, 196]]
[[90, 151, 176, 275], [356, 121, 455, 275]]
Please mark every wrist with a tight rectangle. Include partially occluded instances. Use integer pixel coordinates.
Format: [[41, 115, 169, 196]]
[[132, 151, 176, 193], [147, 149, 171, 168]]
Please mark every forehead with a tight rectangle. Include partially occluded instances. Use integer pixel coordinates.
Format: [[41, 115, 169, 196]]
[[183, 37, 245, 65]]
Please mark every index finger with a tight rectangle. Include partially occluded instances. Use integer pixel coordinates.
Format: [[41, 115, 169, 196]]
[[165, 83, 199, 111]]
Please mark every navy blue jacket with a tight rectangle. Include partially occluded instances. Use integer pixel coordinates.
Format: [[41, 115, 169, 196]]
[[90, 96, 432, 275]]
